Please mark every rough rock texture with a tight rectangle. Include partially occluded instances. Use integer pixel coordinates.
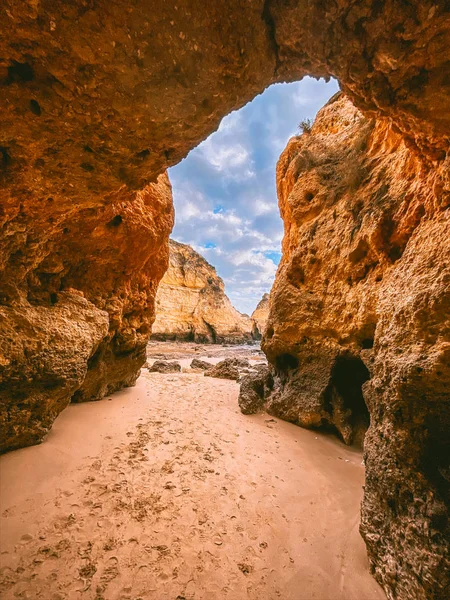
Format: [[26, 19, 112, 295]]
[[0, 292, 109, 452], [0, 172, 174, 452], [147, 360, 181, 374], [190, 359, 213, 371], [262, 94, 450, 599], [2, 2, 450, 598], [152, 240, 253, 343], [251, 293, 270, 339], [204, 360, 240, 381], [238, 366, 272, 415], [228, 357, 251, 369]]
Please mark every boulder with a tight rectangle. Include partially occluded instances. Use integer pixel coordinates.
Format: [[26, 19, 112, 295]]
[[227, 357, 251, 369], [204, 360, 240, 381], [148, 360, 181, 374], [190, 358, 213, 370], [238, 366, 272, 415]]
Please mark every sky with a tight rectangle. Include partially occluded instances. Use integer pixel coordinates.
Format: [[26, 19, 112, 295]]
[[168, 76, 339, 315]]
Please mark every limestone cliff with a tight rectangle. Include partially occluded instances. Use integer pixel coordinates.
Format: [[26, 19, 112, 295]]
[[1, 2, 450, 599], [262, 93, 449, 600], [251, 293, 270, 339], [152, 240, 253, 343], [0, 175, 174, 452]]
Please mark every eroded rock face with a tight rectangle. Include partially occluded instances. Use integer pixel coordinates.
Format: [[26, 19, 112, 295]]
[[262, 94, 450, 599], [152, 240, 253, 343], [0, 292, 109, 452], [251, 293, 270, 339], [1, 174, 174, 450], [1, 3, 450, 598]]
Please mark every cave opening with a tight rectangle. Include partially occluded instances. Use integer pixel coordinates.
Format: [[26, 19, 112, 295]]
[[327, 355, 371, 447], [167, 77, 339, 319]]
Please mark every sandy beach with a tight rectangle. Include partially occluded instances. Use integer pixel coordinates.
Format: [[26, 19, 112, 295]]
[[0, 346, 384, 600]]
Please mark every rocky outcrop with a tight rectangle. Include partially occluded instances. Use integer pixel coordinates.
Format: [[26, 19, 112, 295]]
[[0, 292, 109, 452], [262, 94, 450, 600], [1, 174, 173, 452], [152, 240, 253, 343], [2, 3, 450, 598], [251, 293, 270, 339]]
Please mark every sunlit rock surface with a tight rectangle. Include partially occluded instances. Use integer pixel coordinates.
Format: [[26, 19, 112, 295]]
[[0, 175, 174, 452], [251, 293, 270, 339], [152, 240, 253, 343], [1, 2, 450, 597], [262, 93, 450, 600]]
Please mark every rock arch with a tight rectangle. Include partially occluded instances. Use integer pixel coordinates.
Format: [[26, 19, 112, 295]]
[[1, 2, 449, 599]]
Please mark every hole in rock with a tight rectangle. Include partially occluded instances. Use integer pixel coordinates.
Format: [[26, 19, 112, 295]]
[[275, 353, 299, 371], [166, 77, 339, 325], [50, 293, 58, 305], [29, 99, 41, 116], [202, 320, 217, 343], [0, 146, 11, 167], [420, 414, 450, 504], [135, 149, 150, 160], [327, 355, 371, 446], [361, 338, 374, 349], [388, 245, 403, 262], [107, 215, 123, 228], [7, 61, 35, 83]]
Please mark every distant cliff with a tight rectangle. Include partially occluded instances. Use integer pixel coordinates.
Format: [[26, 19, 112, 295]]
[[251, 293, 270, 339], [152, 240, 253, 343]]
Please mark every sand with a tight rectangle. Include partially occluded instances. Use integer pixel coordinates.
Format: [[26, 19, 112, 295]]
[[0, 354, 385, 600]]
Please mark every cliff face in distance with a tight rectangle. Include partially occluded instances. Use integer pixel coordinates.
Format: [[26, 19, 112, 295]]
[[262, 93, 449, 600], [1, 2, 450, 598], [251, 293, 270, 339], [152, 240, 253, 343]]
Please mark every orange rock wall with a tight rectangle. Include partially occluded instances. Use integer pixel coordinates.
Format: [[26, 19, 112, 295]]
[[263, 93, 449, 600], [0, 175, 173, 451]]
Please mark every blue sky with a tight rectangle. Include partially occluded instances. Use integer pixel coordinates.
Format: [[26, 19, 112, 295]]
[[169, 77, 339, 315]]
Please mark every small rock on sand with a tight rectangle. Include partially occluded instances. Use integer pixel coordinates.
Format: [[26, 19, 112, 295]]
[[238, 366, 272, 414], [148, 360, 181, 373], [190, 358, 213, 370], [204, 359, 240, 381]]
